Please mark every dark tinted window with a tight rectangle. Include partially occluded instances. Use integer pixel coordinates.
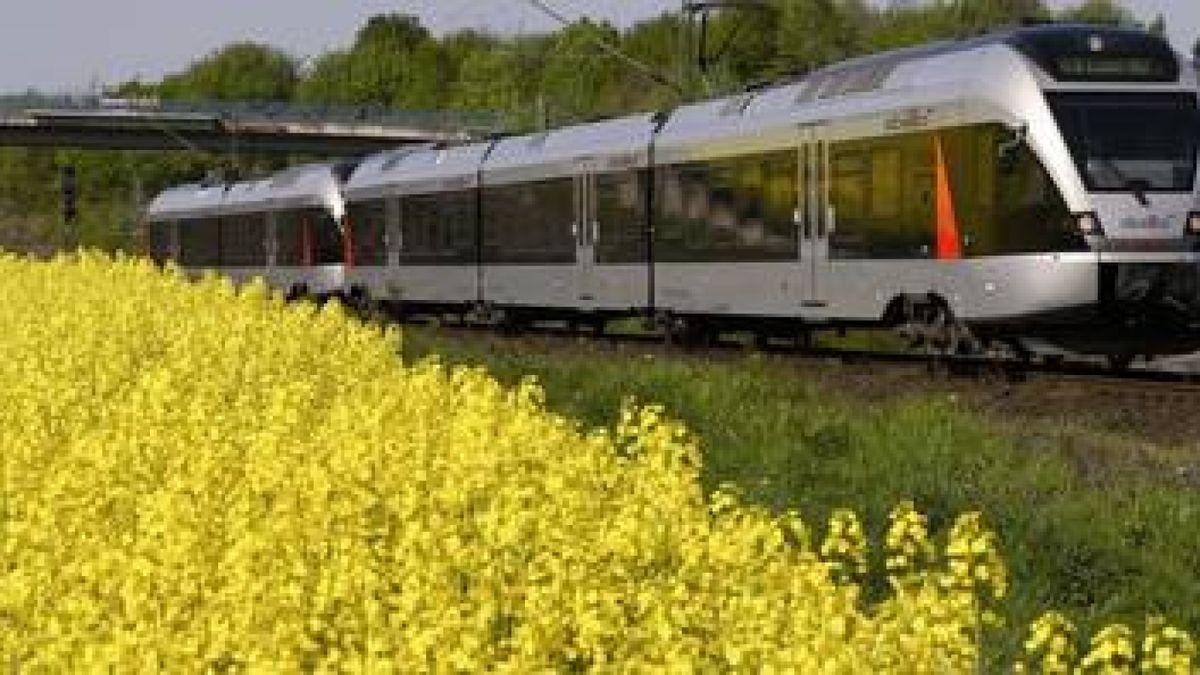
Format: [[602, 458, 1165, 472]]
[[400, 190, 477, 265], [483, 178, 575, 264], [655, 151, 798, 263], [275, 208, 343, 267], [179, 217, 220, 268], [1049, 92, 1198, 192], [830, 125, 1082, 259], [220, 213, 268, 267], [146, 221, 174, 264], [830, 135, 935, 259], [595, 171, 648, 264], [347, 200, 388, 266]]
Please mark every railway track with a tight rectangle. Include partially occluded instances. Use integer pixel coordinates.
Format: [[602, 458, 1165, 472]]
[[394, 313, 1200, 391]]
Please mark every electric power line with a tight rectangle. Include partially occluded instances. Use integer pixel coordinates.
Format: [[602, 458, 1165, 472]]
[[517, 0, 686, 96]]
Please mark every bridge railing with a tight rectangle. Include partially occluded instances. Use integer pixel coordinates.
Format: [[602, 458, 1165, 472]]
[[0, 93, 506, 136]]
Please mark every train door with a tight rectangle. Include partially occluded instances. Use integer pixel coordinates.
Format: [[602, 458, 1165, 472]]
[[574, 165, 598, 310], [799, 125, 831, 308]]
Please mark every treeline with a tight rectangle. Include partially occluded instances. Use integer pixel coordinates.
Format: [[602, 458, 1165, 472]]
[[124, 0, 1153, 128], [0, 0, 1170, 252]]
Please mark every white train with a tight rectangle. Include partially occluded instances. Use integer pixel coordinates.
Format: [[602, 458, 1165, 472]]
[[145, 24, 1200, 362]]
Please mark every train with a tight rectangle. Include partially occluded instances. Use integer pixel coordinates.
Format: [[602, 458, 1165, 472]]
[[144, 23, 1200, 366]]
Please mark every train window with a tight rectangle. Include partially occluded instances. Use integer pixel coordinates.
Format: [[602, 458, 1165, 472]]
[[482, 178, 575, 264], [830, 125, 1081, 259], [654, 151, 798, 263], [831, 134, 933, 259], [274, 208, 344, 267], [438, 190, 478, 263], [988, 130, 1083, 254], [399, 190, 477, 265], [311, 210, 343, 266], [275, 210, 305, 267], [347, 200, 387, 266], [869, 149, 902, 219], [1048, 92, 1198, 193], [178, 217, 220, 268], [219, 213, 268, 267], [595, 171, 647, 264], [146, 221, 174, 264]]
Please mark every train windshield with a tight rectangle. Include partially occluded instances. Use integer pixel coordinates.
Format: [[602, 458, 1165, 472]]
[[1048, 92, 1198, 193]]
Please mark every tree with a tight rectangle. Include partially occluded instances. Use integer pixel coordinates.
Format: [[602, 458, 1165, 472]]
[[1147, 13, 1166, 36], [158, 42, 297, 101], [774, 0, 867, 75], [1055, 0, 1136, 26], [354, 14, 430, 54], [537, 20, 628, 124]]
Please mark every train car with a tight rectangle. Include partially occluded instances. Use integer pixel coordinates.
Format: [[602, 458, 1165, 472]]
[[647, 23, 1200, 357], [342, 144, 484, 313], [144, 162, 348, 299], [478, 114, 660, 320]]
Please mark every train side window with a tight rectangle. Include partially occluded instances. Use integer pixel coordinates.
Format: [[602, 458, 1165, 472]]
[[991, 135, 1081, 254], [595, 170, 647, 264], [870, 148, 902, 219], [830, 133, 934, 259], [179, 217, 220, 268], [147, 221, 174, 264], [310, 209, 344, 266], [347, 199, 387, 266], [653, 152, 798, 262], [439, 190, 478, 264], [219, 213, 268, 267], [401, 194, 435, 257], [274, 210, 305, 267], [826, 123, 1078, 260], [483, 178, 575, 264]]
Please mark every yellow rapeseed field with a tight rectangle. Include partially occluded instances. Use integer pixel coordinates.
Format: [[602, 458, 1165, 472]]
[[0, 254, 1192, 672]]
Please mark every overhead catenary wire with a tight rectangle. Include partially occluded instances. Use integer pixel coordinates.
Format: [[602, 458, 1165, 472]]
[[518, 0, 687, 96]]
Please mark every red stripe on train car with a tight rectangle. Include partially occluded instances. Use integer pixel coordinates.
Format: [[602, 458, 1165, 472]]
[[933, 136, 963, 261]]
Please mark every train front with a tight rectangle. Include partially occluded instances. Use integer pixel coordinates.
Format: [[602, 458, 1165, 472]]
[[1013, 25, 1200, 357]]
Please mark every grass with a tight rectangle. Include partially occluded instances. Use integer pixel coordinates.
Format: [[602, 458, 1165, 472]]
[[401, 325, 1200, 661]]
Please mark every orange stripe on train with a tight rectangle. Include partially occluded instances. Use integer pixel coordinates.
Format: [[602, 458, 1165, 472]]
[[933, 135, 963, 260]]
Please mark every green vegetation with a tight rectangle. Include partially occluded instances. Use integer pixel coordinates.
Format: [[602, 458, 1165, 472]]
[[400, 326, 1200, 660], [0, 0, 1159, 253]]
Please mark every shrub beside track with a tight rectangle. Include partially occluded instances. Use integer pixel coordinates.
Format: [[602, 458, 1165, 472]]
[[0, 254, 1192, 671]]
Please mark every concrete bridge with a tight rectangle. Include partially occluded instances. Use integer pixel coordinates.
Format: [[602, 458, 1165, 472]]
[[0, 95, 505, 155]]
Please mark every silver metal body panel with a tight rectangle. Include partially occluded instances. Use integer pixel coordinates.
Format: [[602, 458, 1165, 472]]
[[483, 265, 578, 308], [144, 183, 226, 222], [190, 265, 344, 296], [223, 163, 346, 221], [354, 265, 476, 305]]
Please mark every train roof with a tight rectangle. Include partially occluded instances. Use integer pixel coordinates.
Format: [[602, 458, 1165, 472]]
[[483, 113, 659, 185], [145, 183, 227, 222], [345, 142, 490, 200], [223, 162, 346, 220]]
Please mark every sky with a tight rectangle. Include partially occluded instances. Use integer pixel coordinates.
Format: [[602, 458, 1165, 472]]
[[0, 0, 1195, 93]]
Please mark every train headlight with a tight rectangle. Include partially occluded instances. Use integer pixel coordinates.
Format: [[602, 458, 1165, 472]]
[[1187, 212, 1200, 236], [1075, 212, 1103, 236]]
